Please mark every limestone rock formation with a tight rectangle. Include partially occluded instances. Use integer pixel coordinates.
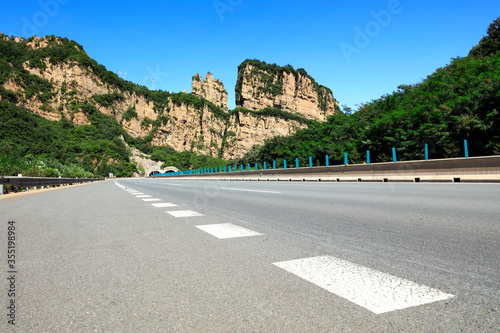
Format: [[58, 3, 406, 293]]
[[235, 60, 339, 122], [191, 72, 228, 111], [1, 36, 341, 161], [223, 111, 308, 159]]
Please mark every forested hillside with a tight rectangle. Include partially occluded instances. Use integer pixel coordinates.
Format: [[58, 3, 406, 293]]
[[235, 18, 500, 166], [0, 35, 233, 177], [0, 98, 228, 178]]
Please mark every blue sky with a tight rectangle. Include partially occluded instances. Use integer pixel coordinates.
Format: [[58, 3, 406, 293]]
[[1, 0, 499, 111]]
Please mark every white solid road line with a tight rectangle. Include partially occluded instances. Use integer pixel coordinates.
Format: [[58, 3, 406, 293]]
[[273, 255, 454, 314], [221, 188, 281, 194], [151, 203, 178, 207], [167, 210, 205, 217], [196, 223, 263, 239]]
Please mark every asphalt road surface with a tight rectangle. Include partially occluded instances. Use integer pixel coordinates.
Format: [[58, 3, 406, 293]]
[[0, 179, 499, 332]]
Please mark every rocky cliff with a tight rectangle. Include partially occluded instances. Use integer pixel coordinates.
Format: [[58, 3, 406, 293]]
[[191, 72, 228, 111], [235, 60, 339, 122], [0, 35, 337, 161]]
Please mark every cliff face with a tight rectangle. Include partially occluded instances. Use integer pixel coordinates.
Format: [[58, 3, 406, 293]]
[[0, 36, 339, 161], [224, 112, 308, 159], [8, 58, 230, 157], [235, 60, 339, 122], [191, 72, 228, 111]]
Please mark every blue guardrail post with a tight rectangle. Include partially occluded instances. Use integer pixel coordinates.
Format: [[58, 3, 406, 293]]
[[255, 163, 258, 171], [326, 155, 329, 167], [296, 158, 299, 168], [241, 164, 243, 171], [425, 144, 428, 161], [392, 148, 397, 163], [309, 156, 312, 168], [247, 163, 250, 171], [367, 150, 370, 164], [284, 160, 287, 169], [344, 153, 348, 165], [273, 161, 276, 169], [264, 162, 267, 170], [464, 140, 469, 158]]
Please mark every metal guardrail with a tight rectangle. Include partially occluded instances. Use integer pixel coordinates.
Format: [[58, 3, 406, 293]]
[[153, 156, 500, 183], [0, 176, 105, 188]]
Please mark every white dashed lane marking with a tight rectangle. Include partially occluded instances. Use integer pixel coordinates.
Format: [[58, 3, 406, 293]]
[[116, 181, 454, 316], [151, 203, 178, 208], [196, 223, 263, 239], [167, 210, 205, 217], [273, 255, 454, 314]]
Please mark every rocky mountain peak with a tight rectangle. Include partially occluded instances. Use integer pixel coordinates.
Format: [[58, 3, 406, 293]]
[[191, 72, 228, 111], [235, 60, 339, 122]]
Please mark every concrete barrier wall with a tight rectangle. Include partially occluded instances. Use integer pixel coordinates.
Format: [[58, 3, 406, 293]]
[[154, 156, 500, 183]]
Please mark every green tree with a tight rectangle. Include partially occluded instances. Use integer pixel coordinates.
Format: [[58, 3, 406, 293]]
[[469, 17, 500, 58]]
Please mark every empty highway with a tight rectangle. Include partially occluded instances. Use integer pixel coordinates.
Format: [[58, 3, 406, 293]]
[[1, 179, 499, 332]]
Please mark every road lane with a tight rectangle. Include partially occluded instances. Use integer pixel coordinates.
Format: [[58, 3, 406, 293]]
[[121, 179, 499, 288], [119, 179, 500, 325], [0, 179, 498, 332]]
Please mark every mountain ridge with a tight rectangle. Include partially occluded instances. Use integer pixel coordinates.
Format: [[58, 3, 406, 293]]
[[0, 33, 338, 180], [0, 34, 335, 160]]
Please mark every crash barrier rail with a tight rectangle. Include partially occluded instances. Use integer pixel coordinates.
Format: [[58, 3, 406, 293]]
[[152, 156, 500, 183], [157, 141, 476, 177], [0, 176, 105, 190]]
